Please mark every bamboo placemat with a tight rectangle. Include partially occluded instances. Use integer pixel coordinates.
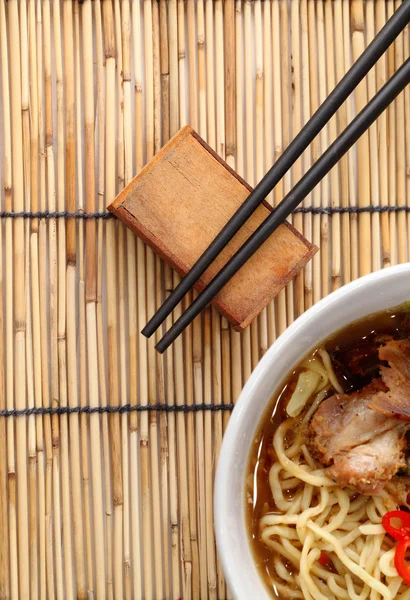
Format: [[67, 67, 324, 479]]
[[0, 0, 409, 599]]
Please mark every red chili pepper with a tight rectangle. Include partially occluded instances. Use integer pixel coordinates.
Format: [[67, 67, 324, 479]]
[[394, 537, 410, 586], [318, 551, 333, 570], [382, 510, 410, 541]]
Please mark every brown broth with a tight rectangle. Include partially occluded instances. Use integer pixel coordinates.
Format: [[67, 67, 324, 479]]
[[246, 303, 410, 599]]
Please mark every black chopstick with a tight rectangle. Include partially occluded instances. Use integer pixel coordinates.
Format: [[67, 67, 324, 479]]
[[142, 0, 410, 340], [155, 57, 410, 353]]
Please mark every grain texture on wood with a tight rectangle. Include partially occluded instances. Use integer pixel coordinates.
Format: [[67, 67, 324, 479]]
[[109, 126, 317, 330]]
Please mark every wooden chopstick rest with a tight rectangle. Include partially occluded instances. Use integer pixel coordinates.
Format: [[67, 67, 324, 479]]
[[108, 125, 317, 331]]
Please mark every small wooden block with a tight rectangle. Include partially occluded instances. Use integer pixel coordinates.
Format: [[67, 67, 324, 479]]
[[108, 126, 317, 331]]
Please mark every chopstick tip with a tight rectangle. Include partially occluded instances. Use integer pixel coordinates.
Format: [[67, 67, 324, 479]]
[[155, 339, 168, 354], [141, 324, 152, 338]]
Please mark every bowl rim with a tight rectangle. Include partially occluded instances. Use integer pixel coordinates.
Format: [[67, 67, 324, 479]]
[[214, 263, 410, 600]]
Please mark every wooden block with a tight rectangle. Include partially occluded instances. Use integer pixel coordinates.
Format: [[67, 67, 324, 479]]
[[108, 126, 317, 331]]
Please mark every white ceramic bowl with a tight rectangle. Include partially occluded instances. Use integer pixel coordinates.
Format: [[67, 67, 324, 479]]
[[214, 263, 410, 600]]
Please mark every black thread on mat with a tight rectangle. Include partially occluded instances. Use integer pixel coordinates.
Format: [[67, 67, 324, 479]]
[[0, 403, 235, 418], [1, 206, 410, 220], [0, 210, 114, 220], [293, 205, 410, 215]]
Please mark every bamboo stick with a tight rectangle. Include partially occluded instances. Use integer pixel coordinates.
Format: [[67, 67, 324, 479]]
[[153, 0, 162, 153], [215, 0, 225, 160], [73, 5, 90, 594], [161, 15, 181, 586], [158, 3, 172, 598], [204, 306, 217, 600], [244, 0, 253, 189], [203, 3, 219, 598], [198, 0, 206, 139], [224, 0, 241, 428], [57, 1, 75, 594], [166, 317, 182, 600], [195, 3, 210, 596], [129, 3, 143, 599], [300, 0, 313, 308], [118, 224, 131, 599], [160, 0, 170, 142], [307, 0, 322, 303], [182, 289, 199, 600], [122, 0, 142, 597], [263, 0, 272, 209], [142, 21, 159, 600], [192, 293, 209, 600], [386, 0, 398, 266], [212, 306, 225, 600], [263, 0, 277, 348], [324, 0, 342, 292], [103, 3, 124, 598], [0, 1, 13, 597], [343, 0, 359, 280], [316, 0, 330, 297], [185, 3, 202, 597], [133, 1, 154, 594], [280, 0, 295, 325], [272, 0, 287, 334], [62, 3, 84, 596], [235, 1, 244, 181], [94, 2, 111, 597], [405, 9, 410, 260], [235, 0, 252, 382], [193, 313, 209, 600], [365, 1, 383, 271], [254, 0, 269, 357], [174, 8, 193, 598], [78, 2, 95, 595], [244, 0, 259, 370], [187, 0, 198, 128], [169, 0, 179, 139], [43, 2, 66, 595], [394, 0, 407, 265], [54, 5, 73, 600], [113, 4, 132, 598], [351, 0, 372, 276], [9, 2, 30, 597], [290, 0, 305, 318], [35, 2, 55, 595], [114, 0, 132, 600], [152, 2, 171, 584], [0, 209, 10, 599], [164, 277, 182, 600], [28, 1, 46, 595], [20, 3, 38, 598], [375, 0, 391, 268], [214, 4, 226, 596], [0, 237, 9, 600], [334, 0, 353, 283], [21, 2, 37, 596], [221, 312, 232, 434], [205, 0, 216, 149], [178, 0, 187, 127], [144, 0, 165, 596], [225, 0, 236, 169]]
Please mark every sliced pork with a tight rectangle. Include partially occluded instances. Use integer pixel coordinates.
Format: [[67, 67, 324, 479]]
[[309, 351, 409, 495], [309, 380, 399, 464], [385, 474, 410, 509], [328, 428, 406, 495], [368, 339, 410, 421]]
